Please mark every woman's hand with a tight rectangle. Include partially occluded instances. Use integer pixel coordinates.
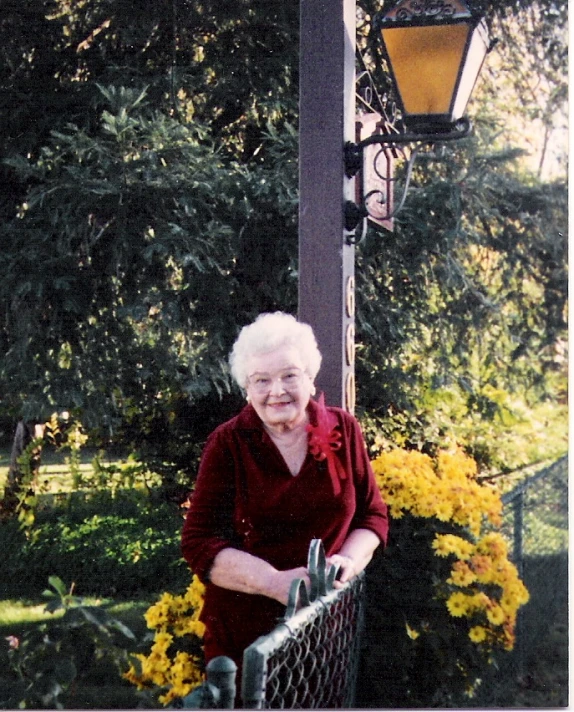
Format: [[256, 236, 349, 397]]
[[327, 528, 382, 587], [263, 566, 311, 605], [327, 554, 358, 585]]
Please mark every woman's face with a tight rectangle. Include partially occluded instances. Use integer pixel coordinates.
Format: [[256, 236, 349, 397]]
[[245, 346, 315, 431]]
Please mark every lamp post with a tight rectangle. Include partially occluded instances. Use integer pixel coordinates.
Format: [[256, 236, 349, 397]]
[[298, 0, 357, 411], [298, 0, 491, 410]]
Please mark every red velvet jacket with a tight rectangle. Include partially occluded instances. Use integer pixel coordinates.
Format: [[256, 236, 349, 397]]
[[181, 398, 388, 666]]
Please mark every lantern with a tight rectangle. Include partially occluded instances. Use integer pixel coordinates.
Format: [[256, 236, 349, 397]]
[[375, 0, 491, 133]]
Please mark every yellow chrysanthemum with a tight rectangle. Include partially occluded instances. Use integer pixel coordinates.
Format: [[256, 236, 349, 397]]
[[170, 596, 189, 614], [477, 532, 508, 559], [470, 554, 492, 576], [432, 534, 474, 560], [145, 602, 170, 629], [468, 591, 490, 612], [446, 592, 471, 617], [486, 604, 506, 626], [448, 561, 476, 587], [184, 576, 206, 606], [126, 577, 206, 705], [372, 446, 530, 659], [152, 631, 174, 652], [434, 500, 454, 522], [469, 626, 487, 643]]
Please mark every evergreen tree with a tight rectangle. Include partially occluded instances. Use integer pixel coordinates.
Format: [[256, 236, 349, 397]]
[[0, 0, 567, 480]]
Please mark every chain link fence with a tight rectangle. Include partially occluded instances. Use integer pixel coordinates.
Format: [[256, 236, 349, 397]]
[[241, 573, 365, 708], [474, 455, 568, 706]]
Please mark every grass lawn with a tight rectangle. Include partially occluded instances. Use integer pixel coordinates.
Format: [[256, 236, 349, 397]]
[[0, 444, 182, 708], [0, 445, 127, 497], [0, 596, 152, 632]]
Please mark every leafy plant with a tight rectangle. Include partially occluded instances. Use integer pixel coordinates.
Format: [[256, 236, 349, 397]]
[[8, 436, 44, 531], [358, 448, 529, 707], [1, 576, 136, 709], [0, 491, 187, 599]]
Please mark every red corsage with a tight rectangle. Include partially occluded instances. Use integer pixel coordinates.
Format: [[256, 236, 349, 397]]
[[306, 393, 347, 495]]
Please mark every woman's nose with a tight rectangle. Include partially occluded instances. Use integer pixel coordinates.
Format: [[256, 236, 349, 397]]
[[269, 377, 286, 395]]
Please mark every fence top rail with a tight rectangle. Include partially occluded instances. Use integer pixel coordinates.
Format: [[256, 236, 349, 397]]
[[501, 455, 568, 505]]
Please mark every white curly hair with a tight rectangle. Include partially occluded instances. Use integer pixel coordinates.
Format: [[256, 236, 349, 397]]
[[229, 312, 322, 389]]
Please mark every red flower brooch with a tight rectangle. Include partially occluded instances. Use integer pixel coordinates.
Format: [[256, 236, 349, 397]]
[[306, 393, 347, 495]]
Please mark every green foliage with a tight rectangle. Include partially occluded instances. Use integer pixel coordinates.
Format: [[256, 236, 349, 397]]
[[355, 121, 567, 470], [1, 74, 298, 470], [0, 490, 187, 599], [7, 437, 44, 531], [352, 0, 567, 472], [0, 576, 137, 710], [0, 0, 300, 455], [0, 0, 568, 481]]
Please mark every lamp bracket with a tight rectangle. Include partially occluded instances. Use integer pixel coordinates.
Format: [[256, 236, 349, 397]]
[[344, 117, 472, 239], [344, 116, 471, 178]]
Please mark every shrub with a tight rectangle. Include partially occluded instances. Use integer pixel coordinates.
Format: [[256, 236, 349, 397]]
[[357, 448, 529, 708], [0, 491, 188, 599], [0, 576, 137, 709]]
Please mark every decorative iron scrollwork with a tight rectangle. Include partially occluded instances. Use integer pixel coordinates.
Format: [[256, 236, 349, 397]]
[[396, 0, 456, 20], [282, 539, 341, 621], [380, 0, 474, 23], [344, 116, 472, 237]]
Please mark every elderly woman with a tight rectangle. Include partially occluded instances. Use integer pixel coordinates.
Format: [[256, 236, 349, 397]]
[[181, 312, 388, 670]]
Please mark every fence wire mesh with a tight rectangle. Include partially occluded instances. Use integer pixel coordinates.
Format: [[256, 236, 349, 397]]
[[475, 455, 568, 706], [241, 574, 365, 709]]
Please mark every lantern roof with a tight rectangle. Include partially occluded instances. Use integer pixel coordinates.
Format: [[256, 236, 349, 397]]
[[379, 0, 476, 26]]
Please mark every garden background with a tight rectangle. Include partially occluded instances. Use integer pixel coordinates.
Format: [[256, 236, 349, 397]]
[[0, 0, 568, 708]]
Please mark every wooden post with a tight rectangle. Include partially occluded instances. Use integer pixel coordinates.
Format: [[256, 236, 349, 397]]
[[298, 0, 356, 411]]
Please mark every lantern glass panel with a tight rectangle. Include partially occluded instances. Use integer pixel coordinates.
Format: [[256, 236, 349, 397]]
[[381, 23, 470, 120], [452, 20, 490, 120]]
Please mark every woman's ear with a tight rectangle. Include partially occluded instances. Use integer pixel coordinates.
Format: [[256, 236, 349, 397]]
[[310, 383, 317, 396]]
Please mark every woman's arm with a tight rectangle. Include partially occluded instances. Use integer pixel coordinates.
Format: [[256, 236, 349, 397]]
[[328, 528, 381, 585], [209, 547, 310, 605]]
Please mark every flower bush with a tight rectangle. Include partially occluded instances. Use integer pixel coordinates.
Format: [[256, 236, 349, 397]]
[[357, 447, 529, 707], [124, 575, 206, 705]]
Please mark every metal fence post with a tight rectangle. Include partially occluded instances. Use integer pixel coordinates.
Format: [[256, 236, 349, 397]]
[[512, 491, 524, 579], [206, 656, 237, 709], [182, 656, 237, 709]]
